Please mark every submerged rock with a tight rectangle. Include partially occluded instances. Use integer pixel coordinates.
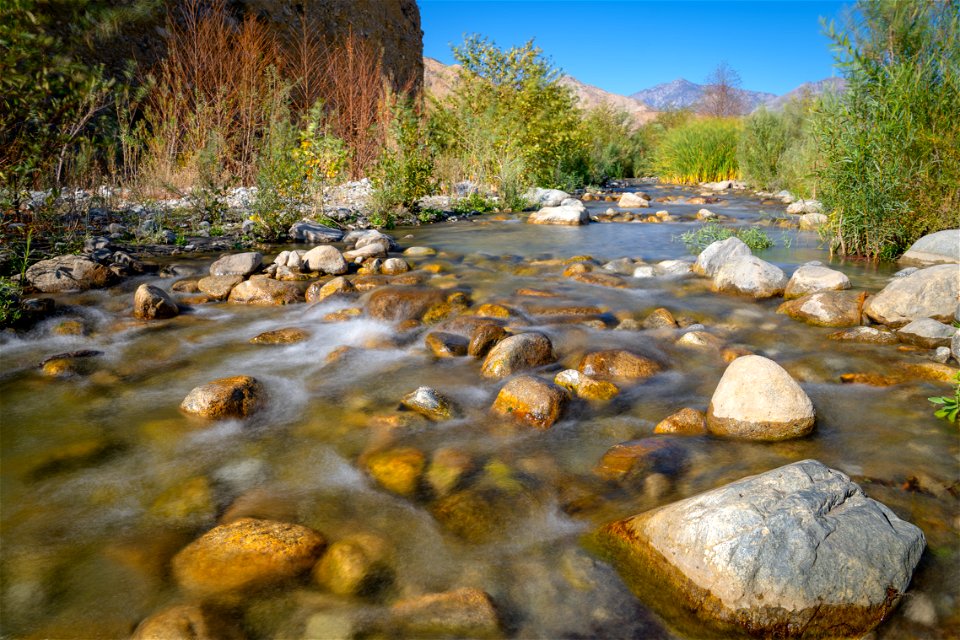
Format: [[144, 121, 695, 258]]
[[897, 318, 957, 348], [364, 447, 426, 496], [388, 588, 502, 639], [133, 284, 179, 320], [598, 460, 925, 638], [249, 328, 310, 344], [554, 369, 619, 401], [180, 376, 265, 419], [578, 349, 662, 383], [784, 263, 851, 299], [595, 437, 689, 481], [707, 355, 815, 441], [365, 286, 447, 322], [864, 264, 959, 326], [26, 255, 116, 292], [481, 332, 554, 378], [712, 255, 787, 299], [132, 604, 246, 640], [305, 276, 355, 304], [654, 408, 707, 435], [312, 533, 393, 597], [776, 290, 864, 327], [400, 386, 458, 421], [425, 331, 469, 358], [209, 252, 262, 277], [491, 375, 568, 429], [172, 518, 326, 598], [828, 326, 899, 345]]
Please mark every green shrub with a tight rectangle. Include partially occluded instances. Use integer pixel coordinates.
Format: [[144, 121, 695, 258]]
[[738, 109, 788, 190], [370, 99, 436, 224], [815, 0, 960, 260], [655, 118, 741, 184], [581, 105, 656, 184], [0, 278, 22, 327], [679, 223, 774, 252], [451, 192, 497, 215]]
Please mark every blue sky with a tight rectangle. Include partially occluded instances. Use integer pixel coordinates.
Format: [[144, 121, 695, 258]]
[[420, 1, 850, 96]]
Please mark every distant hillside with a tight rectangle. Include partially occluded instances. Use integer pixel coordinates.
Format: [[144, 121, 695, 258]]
[[630, 78, 776, 112], [424, 57, 657, 125], [761, 77, 846, 111]]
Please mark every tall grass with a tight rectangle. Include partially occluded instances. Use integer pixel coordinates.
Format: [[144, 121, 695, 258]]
[[654, 118, 741, 184]]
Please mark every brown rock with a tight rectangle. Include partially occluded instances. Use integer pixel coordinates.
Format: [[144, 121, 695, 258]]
[[323, 307, 363, 322], [180, 376, 264, 419], [171, 279, 200, 293], [312, 533, 393, 597], [481, 332, 554, 378], [227, 277, 303, 305], [365, 447, 426, 496], [197, 275, 244, 301], [468, 322, 508, 358], [553, 369, 619, 401], [132, 604, 246, 640], [595, 437, 689, 481], [776, 290, 864, 327], [642, 308, 678, 329], [426, 448, 475, 497], [171, 518, 326, 598], [134, 284, 180, 319], [365, 286, 446, 322], [306, 276, 356, 304], [828, 326, 900, 345], [579, 350, 662, 382], [249, 328, 309, 344], [25, 254, 116, 292], [654, 408, 707, 435], [491, 375, 568, 429], [389, 588, 502, 639], [569, 271, 627, 288], [425, 331, 468, 357]]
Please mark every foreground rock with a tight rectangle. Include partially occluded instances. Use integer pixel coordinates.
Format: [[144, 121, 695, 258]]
[[305, 276, 355, 304], [400, 386, 458, 421], [365, 286, 447, 322], [598, 460, 925, 638], [302, 245, 348, 275], [578, 349, 662, 383], [707, 355, 814, 441], [132, 604, 246, 640], [227, 277, 303, 305], [209, 252, 262, 277], [26, 255, 116, 292], [712, 255, 787, 299], [900, 229, 960, 266], [172, 518, 326, 598], [133, 284, 179, 319], [654, 408, 707, 435], [481, 332, 554, 378], [527, 201, 589, 225], [180, 376, 264, 419], [864, 264, 959, 326], [784, 263, 851, 299], [776, 290, 864, 327], [693, 237, 752, 278], [249, 328, 309, 344], [198, 275, 244, 300], [312, 533, 393, 597], [491, 375, 568, 429], [389, 588, 502, 639]]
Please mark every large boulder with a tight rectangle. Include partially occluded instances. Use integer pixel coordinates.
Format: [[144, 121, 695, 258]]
[[618, 192, 650, 208], [172, 518, 326, 598], [707, 355, 815, 441], [527, 201, 589, 226], [900, 229, 960, 266], [302, 245, 348, 275], [209, 252, 262, 277], [491, 375, 568, 429], [693, 237, 751, 278], [365, 286, 447, 322], [896, 318, 957, 348], [598, 460, 925, 638], [25, 255, 116, 292], [776, 290, 864, 327], [864, 264, 959, 326], [180, 376, 265, 419], [288, 220, 344, 243], [480, 332, 554, 378], [784, 263, 851, 299], [227, 277, 303, 305], [133, 284, 179, 319], [712, 255, 787, 299]]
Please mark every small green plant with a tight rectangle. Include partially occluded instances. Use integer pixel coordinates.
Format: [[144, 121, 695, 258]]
[[928, 373, 960, 423], [418, 207, 443, 223], [0, 277, 22, 327], [678, 223, 774, 252], [209, 225, 224, 237], [370, 98, 436, 220], [452, 192, 496, 215]]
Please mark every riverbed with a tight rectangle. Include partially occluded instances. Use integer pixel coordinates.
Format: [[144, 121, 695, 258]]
[[1, 183, 957, 639]]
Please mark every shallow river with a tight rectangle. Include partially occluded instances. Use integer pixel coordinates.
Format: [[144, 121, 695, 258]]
[[1, 184, 957, 639]]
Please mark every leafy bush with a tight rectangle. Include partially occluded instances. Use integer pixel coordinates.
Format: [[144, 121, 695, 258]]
[[655, 118, 741, 184], [581, 105, 655, 184], [928, 373, 960, 424], [814, 0, 960, 260], [679, 223, 774, 252], [0, 278, 22, 327], [451, 192, 497, 215], [370, 99, 436, 225], [738, 109, 788, 190]]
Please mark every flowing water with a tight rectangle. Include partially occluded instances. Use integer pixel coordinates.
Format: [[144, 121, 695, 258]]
[[1, 184, 957, 639]]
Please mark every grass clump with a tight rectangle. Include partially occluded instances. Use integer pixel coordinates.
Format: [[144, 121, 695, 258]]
[[655, 118, 741, 184], [679, 223, 774, 252]]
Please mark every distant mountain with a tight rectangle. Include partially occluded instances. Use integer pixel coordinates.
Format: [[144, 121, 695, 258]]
[[424, 57, 657, 125], [630, 78, 776, 112], [760, 77, 846, 111]]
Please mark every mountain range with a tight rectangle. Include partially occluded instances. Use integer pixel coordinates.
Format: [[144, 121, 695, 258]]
[[424, 57, 844, 121]]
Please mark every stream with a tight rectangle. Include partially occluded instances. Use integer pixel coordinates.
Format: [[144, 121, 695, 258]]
[[1, 183, 957, 639]]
